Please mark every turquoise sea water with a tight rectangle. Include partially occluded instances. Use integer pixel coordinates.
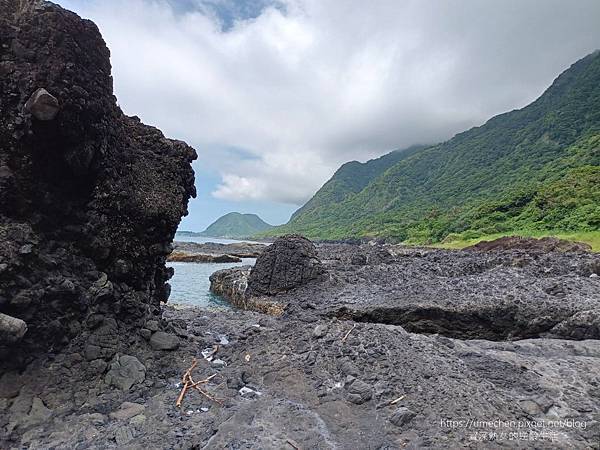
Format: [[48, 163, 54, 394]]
[[167, 233, 256, 307]]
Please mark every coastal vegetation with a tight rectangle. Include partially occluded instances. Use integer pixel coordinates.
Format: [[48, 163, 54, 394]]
[[261, 52, 600, 245]]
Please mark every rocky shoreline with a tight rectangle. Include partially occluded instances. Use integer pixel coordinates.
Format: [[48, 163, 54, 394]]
[[3, 237, 600, 449], [167, 241, 266, 263], [2, 2, 600, 449]]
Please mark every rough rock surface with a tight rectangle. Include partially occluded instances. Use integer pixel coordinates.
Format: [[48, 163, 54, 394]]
[[467, 236, 592, 253], [149, 331, 180, 351], [167, 251, 242, 263], [246, 234, 327, 297], [268, 243, 600, 341], [104, 354, 146, 391], [210, 266, 252, 306], [212, 239, 600, 342], [173, 241, 265, 258], [2, 241, 600, 448], [0, 0, 196, 365], [3, 300, 600, 449], [0, 312, 27, 345], [1, 2, 600, 448]]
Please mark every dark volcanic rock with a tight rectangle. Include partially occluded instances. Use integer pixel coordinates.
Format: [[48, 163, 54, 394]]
[[104, 354, 146, 390], [210, 266, 252, 305], [2, 242, 600, 448], [389, 407, 416, 427], [149, 331, 180, 351], [167, 252, 242, 263], [247, 235, 326, 297], [467, 236, 591, 253], [173, 241, 265, 258], [0, 1, 196, 361]]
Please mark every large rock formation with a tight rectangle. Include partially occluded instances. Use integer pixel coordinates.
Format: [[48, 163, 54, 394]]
[[0, 1, 196, 363], [246, 235, 326, 297], [209, 235, 325, 314], [210, 266, 252, 306]]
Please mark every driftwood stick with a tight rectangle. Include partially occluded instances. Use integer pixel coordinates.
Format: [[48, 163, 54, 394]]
[[182, 359, 198, 383], [190, 374, 217, 387], [287, 439, 302, 450], [193, 385, 224, 405], [176, 358, 199, 407], [341, 324, 357, 343], [389, 395, 406, 405], [177, 357, 224, 407], [176, 381, 190, 407]]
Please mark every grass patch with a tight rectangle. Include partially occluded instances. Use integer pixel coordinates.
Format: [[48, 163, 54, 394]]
[[432, 230, 600, 252]]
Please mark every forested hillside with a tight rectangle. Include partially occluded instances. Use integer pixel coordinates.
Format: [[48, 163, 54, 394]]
[[264, 51, 600, 243]]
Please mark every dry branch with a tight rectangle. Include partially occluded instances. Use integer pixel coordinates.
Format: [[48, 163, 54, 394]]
[[176, 358, 223, 407], [389, 395, 406, 405], [193, 385, 224, 406], [341, 324, 357, 343], [287, 439, 302, 450]]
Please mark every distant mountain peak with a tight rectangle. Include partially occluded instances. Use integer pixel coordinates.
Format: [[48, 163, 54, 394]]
[[199, 212, 273, 239]]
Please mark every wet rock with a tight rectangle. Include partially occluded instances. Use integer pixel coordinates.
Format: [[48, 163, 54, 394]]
[[105, 355, 146, 390], [149, 331, 180, 351], [247, 235, 326, 297], [210, 266, 252, 305], [173, 241, 265, 258], [23, 88, 60, 121], [389, 407, 416, 427]]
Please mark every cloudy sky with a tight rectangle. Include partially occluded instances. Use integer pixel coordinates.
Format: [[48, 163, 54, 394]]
[[56, 0, 600, 231]]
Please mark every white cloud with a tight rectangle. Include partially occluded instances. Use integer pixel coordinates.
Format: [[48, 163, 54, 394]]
[[59, 0, 600, 205]]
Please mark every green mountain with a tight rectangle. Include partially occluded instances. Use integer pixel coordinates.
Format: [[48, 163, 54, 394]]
[[265, 51, 600, 243], [290, 145, 426, 222], [200, 212, 273, 238]]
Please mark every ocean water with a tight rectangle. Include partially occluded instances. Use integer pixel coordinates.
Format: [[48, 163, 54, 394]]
[[167, 233, 257, 308]]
